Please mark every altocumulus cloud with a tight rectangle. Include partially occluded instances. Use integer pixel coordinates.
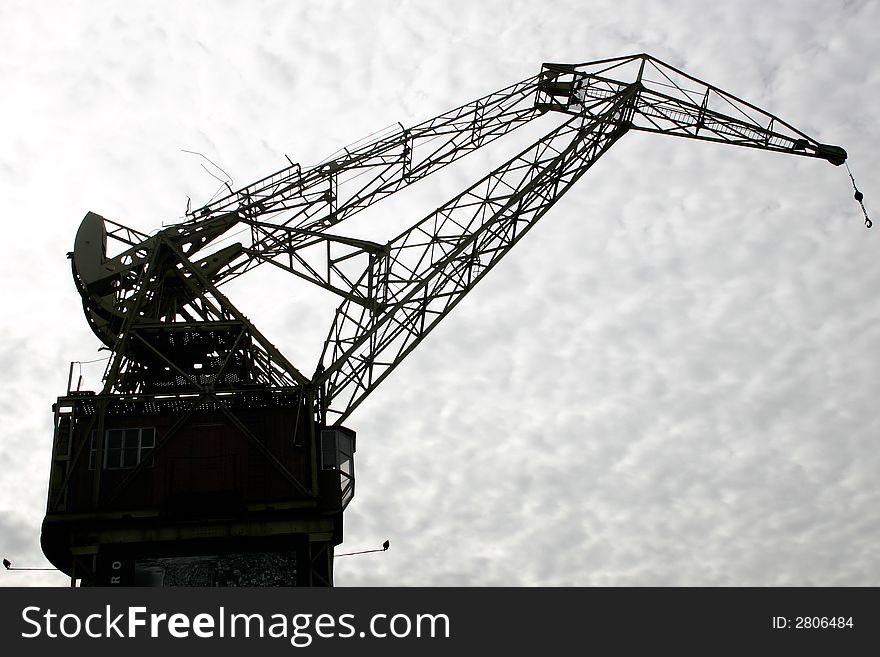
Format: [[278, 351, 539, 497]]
[[0, 0, 877, 587]]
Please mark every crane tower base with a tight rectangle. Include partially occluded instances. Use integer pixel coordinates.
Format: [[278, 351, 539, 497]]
[[42, 390, 355, 587]]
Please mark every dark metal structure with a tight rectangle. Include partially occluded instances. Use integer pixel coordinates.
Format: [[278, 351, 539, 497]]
[[43, 54, 846, 586]]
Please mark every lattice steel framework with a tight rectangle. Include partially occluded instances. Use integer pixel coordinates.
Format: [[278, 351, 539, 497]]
[[71, 54, 846, 424]]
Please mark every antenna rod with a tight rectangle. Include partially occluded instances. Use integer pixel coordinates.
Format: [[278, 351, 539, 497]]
[[336, 540, 390, 557], [3, 558, 58, 571]]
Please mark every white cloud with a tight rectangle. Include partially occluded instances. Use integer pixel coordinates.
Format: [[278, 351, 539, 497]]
[[1, 0, 877, 587]]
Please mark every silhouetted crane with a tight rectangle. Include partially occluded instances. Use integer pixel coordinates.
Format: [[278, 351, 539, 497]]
[[43, 54, 848, 586]]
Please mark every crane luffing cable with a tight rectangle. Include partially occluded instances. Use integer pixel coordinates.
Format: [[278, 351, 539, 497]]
[[68, 54, 854, 427]]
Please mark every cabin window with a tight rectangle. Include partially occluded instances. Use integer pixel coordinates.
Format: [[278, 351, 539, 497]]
[[320, 429, 356, 508], [89, 427, 156, 470], [320, 429, 353, 471]]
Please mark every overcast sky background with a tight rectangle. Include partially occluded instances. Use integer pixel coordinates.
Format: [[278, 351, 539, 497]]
[[1, 0, 878, 587]]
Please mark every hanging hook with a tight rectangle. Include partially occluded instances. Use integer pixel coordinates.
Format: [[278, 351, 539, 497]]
[[844, 161, 872, 228]]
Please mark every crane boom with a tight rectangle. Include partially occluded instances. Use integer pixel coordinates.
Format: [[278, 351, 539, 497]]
[[546, 55, 846, 163], [70, 53, 845, 416], [316, 86, 639, 422], [188, 74, 545, 286], [192, 75, 543, 221]]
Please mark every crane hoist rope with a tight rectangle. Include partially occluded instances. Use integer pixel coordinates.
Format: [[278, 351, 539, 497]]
[[844, 161, 872, 228]]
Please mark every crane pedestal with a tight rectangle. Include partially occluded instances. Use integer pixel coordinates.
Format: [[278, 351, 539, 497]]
[[42, 390, 354, 586]]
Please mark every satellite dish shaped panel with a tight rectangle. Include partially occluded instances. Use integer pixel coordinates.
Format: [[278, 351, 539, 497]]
[[72, 211, 108, 285]]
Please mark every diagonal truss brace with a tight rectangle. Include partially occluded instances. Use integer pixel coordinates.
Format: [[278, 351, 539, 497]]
[[100, 233, 311, 394], [240, 220, 389, 310]]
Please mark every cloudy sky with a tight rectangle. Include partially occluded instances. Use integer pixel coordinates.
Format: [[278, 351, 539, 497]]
[[1, 0, 878, 587]]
